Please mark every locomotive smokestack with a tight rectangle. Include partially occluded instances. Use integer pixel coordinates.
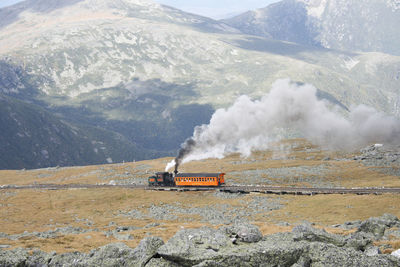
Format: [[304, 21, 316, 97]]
[[172, 138, 196, 174]]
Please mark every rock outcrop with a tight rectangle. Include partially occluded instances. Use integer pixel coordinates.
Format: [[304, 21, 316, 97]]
[[1, 217, 400, 266]]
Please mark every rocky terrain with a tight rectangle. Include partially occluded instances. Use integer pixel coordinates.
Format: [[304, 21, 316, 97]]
[[0, 140, 399, 263], [0, 140, 399, 267], [354, 144, 400, 177], [1, 214, 400, 266], [223, 0, 400, 56]]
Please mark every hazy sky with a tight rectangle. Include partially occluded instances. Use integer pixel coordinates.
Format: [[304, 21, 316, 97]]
[[0, 0, 279, 19]]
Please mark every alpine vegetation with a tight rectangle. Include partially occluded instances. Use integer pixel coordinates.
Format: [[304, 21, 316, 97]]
[[167, 79, 400, 170]]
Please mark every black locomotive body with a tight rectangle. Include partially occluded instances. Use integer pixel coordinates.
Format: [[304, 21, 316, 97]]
[[148, 172, 175, 186]]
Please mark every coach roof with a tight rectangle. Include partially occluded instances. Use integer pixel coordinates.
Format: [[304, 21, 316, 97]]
[[175, 173, 224, 177]]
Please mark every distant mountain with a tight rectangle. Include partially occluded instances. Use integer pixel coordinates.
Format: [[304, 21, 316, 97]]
[[223, 0, 400, 56], [0, 93, 166, 170], [0, 0, 400, 169]]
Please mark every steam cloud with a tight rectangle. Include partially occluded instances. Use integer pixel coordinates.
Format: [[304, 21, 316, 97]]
[[166, 79, 400, 172]]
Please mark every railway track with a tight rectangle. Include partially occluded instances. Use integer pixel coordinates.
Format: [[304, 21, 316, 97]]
[[1, 183, 400, 195]]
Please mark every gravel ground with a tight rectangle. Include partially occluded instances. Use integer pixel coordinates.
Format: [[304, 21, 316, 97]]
[[355, 144, 400, 176], [118, 194, 284, 225], [228, 165, 336, 188], [0, 227, 93, 241]]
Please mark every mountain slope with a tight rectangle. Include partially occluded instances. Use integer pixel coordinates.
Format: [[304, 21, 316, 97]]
[[223, 0, 400, 56], [1, 0, 400, 169], [0, 94, 165, 169]]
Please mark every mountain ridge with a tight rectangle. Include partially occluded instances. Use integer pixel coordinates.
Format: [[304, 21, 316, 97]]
[[223, 0, 400, 56]]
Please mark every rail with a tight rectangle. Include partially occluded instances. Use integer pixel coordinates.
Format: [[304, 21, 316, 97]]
[[1, 183, 400, 195]]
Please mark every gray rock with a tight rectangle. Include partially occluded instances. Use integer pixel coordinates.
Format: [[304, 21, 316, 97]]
[[157, 222, 400, 267], [332, 220, 363, 230], [157, 227, 233, 265], [113, 233, 134, 241], [307, 242, 399, 267], [131, 236, 164, 266], [146, 257, 182, 267], [391, 248, 400, 259], [0, 247, 29, 266], [292, 223, 345, 247], [384, 227, 400, 239], [191, 239, 307, 267], [115, 226, 140, 232], [5, 226, 90, 241], [83, 238, 164, 267], [145, 223, 161, 228], [84, 243, 134, 266], [221, 223, 263, 243], [49, 251, 87, 266], [357, 214, 400, 238], [364, 246, 381, 257], [0, 233, 9, 239], [158, 226, 307, 266], [26, 249, 54, 266], [343, 231, 374, 251]]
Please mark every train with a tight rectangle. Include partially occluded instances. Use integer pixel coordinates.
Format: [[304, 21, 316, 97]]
[[148, 172, 225, 187]]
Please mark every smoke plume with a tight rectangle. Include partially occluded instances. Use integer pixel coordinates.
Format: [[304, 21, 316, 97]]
[[166, 79, 400, 171], [165, 138, 196, 173]]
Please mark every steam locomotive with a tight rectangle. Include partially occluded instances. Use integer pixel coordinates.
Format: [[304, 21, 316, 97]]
[[148, 172, 225, 187]]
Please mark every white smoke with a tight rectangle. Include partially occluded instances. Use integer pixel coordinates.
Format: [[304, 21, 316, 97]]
[[165, 159, 176, 172], [166, 79, 400, 170]]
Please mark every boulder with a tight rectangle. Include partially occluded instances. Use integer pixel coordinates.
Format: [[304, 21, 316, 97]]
[[83, 243, 135, 266], [364, 246, 381, 257], [187, 239, 307, 267], [0, 248, 29, 266], [49, 251, 87, 266], [392, 248, 400, 259], [357, 214, 400, 239], [307, 242, 399, 267], [220, 223, 263, 243], [157, 227, 232, 265], [343, 231, 373, 251], [384, 227, 400, 239], [25, 249, 54, 266], [131, 236, 165, 266], [113, 233, 134, 241], [157, 226, 307, 266], [146, 257, 182, 267], [292, 223, 345, 247]]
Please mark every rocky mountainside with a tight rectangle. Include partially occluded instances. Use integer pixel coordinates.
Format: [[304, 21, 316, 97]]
[[223, 0, 400, 56], [0, 93, 161, 169], [1, 0, 400, 169]]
